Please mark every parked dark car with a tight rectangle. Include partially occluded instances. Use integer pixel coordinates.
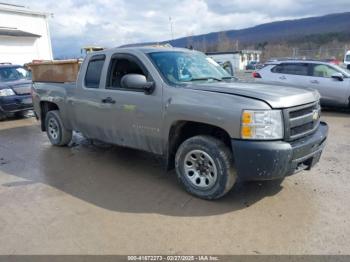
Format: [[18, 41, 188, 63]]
[[0, 64, 33, 120]]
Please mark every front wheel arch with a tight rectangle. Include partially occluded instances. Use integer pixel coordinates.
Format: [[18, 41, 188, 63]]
[[175, 135, 237, 200], [166, 121, 233, 170]]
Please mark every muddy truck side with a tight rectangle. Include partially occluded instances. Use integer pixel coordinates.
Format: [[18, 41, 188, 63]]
[[31, 47, 328, 200]]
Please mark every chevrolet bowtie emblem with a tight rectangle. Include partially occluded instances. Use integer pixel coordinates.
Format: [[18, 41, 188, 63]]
[[312, 110, 319, 120]]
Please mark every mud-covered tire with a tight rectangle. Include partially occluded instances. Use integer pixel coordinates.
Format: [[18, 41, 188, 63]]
[[175, 135, 237, 200], [45, 110, 72, 146]]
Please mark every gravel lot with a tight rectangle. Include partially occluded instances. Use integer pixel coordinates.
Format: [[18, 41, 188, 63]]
[[0, 109, 349, 255]]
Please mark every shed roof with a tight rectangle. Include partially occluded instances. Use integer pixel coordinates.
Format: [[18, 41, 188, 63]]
[[0, 27, 41, 37], [0, 3, 50, 17]]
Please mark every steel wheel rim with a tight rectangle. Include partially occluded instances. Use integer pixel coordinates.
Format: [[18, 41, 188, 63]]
[[48, 118, 59, 140], [183, 149, 218, 190]]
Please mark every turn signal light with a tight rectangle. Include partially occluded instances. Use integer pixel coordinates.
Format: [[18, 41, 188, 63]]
[[242, 111, 253, 124]]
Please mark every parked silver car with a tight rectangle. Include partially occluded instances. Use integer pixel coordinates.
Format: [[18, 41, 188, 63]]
[[254, 60, 350, 107]]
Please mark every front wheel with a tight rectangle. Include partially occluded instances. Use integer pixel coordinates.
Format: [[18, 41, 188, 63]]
[[175, 135, 237, 200], [45, 110, 72, 146]]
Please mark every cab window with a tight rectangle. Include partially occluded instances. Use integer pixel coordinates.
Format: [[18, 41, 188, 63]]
[[85, 55, 105, 88], [106, 55, 148, 89]]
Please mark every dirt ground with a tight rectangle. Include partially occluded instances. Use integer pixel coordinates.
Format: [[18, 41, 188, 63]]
[[0, 111, 349, 255]]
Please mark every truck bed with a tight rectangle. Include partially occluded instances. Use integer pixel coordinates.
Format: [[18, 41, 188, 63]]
[[33, 82, 76, 90], [29, 59, 81, 83], [32, 82, 75, 111]]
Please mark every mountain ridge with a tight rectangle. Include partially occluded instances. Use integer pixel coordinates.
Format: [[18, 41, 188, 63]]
[[122, 12, 350, 49]]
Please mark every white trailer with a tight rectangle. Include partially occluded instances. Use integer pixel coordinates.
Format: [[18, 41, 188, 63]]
[[206, 50, 262, 75]]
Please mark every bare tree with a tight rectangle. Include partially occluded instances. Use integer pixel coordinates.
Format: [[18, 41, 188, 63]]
[[217, 32, 232, 52]]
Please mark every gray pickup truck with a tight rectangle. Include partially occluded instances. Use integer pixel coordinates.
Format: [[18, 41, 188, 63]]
[[32, 47, 328, 200]]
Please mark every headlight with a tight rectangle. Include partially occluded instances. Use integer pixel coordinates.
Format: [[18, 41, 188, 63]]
[[241, 110, 284, 140], [0, 88, 15, 96]]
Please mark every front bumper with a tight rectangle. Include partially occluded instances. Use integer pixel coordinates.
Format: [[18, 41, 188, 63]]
[[0, 94, 33, 114], [232, 122, 328, 181]]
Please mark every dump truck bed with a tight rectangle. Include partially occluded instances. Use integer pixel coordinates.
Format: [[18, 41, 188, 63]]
[[29, 59, 81, 83]]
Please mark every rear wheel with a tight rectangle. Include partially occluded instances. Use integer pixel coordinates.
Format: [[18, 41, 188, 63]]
[[45, 110, 72, 146], [175, 135, 237, 200]]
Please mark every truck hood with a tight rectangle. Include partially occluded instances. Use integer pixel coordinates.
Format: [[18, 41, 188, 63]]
[[0, 79, 32, 94], [184, 81, 320, 109]]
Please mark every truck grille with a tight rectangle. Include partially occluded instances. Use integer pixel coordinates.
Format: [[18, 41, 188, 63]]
[[12, 84, 31, 95], [284, 101, 321, 141]]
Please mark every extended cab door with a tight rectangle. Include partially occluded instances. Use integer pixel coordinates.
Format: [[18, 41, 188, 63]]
[[70, 54, 112, 139], [96, 53, 163, 154]]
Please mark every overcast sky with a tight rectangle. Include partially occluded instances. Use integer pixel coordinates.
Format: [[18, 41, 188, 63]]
[[7, 0, 350, 57]]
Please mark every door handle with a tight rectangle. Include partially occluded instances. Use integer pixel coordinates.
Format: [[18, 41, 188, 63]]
[[101, 97, 116, 104], [279, 76, 286, 80], [310, 80, 319, 84]]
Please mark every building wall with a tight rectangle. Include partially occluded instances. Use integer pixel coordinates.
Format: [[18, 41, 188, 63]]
[[0, 9, 52, 65], [209, 52, 261, 72], [239, 53, 261, 70]]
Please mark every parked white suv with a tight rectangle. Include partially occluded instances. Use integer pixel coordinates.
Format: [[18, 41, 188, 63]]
[[254, 60, 350, 108]]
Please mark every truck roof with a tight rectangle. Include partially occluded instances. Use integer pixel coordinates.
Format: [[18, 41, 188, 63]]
[[90, 46, 194, 55]]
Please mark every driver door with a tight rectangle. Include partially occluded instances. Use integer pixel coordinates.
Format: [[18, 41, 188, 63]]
[[98, 53, 164, 154]]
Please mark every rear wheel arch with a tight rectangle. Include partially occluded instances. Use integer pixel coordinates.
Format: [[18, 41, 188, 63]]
[[45, 110, 72, 146], [40, 101, 59, 131]]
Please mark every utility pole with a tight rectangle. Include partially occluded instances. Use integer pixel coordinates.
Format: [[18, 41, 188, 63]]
[[169, 16, 174, 40]]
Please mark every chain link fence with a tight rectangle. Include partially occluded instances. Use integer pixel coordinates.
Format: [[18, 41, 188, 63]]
[[292, 47, 349, 60]]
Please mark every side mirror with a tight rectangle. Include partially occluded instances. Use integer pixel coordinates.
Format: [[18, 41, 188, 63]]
[[331, 72, 344, 81], [120, 74, 155, 94], [222, 61, 233, 76]]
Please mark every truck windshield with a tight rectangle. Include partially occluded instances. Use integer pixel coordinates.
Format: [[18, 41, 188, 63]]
[[346, 55, 350, 62], [149, 51, 231, 84], [0, 66, 32, 82]]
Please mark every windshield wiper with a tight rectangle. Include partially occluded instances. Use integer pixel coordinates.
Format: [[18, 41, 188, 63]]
[[221, 76, 238, 80], [190, 77, 222, 82]]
